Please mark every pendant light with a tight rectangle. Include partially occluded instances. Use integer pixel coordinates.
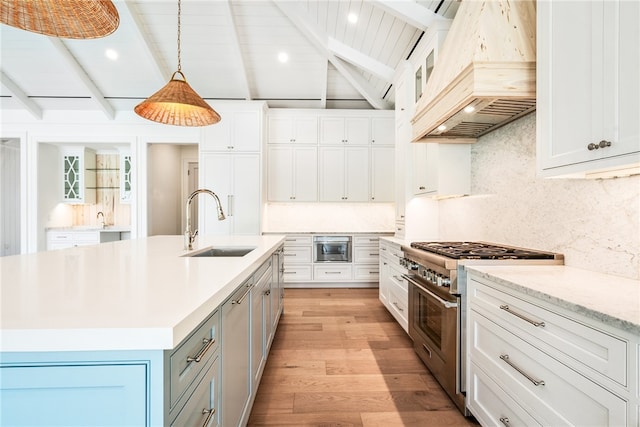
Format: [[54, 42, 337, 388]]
[[0, 0, 119, 39], [134, 0, 220, 127]]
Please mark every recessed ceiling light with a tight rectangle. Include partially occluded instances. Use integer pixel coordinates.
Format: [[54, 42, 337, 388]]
[[278, 52, 289, 63], [105, 48, 118, 60], [348, 13, 358, 24], [463, 105, 475, 113], [437, 124, 447, 131]]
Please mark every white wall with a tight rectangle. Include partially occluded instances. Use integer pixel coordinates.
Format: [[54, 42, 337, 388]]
[[0, 139, 21, 255], [37, 144, 61, 251], [437, 113, 640, 280]]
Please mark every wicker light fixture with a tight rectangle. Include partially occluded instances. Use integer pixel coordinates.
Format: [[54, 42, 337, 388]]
[[0, 0, 119, 39], [134, 0, 220, 127]]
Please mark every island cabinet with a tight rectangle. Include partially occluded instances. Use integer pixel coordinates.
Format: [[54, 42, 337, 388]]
[[537, 0, 640, 178], [466, 272, 637, 426], [0, 247, 284, 427]]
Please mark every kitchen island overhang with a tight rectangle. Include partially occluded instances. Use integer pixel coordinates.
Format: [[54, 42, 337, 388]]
[[0, 234, 285, 353]]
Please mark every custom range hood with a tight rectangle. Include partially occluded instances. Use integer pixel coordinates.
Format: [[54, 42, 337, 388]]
[[412, 0, 536, 143]]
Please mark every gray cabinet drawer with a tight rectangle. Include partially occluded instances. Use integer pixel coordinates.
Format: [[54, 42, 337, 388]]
[[171, 356, 219, 427], [170, 310, 220, 410]]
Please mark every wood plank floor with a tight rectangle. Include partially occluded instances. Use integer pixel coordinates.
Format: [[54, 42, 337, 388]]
[[247, 288, 480, 427]]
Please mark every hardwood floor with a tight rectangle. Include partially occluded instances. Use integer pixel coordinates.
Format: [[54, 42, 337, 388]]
[[247, 288, 479, 427]]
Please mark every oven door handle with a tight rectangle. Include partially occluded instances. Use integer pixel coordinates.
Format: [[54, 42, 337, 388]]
[[403, 275, 458, 309]]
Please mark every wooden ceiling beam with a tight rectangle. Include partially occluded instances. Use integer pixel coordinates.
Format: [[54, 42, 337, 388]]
[[48, 38, 115, 119], [0, 71, 43, 119], [221, 0, 252, 100], [371, 0, 449, 29], [273, 0, 391, 110]]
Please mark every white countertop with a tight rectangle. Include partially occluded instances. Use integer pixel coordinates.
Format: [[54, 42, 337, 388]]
[[46, 226, 131, 232], [466, 265, 640, 335], [0, 234, 285, 353]]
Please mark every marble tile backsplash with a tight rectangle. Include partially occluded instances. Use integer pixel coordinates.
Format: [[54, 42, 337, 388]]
[[438, 113, 640, 280]]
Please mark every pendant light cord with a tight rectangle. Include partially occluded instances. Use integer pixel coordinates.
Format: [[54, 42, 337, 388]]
[[177, 0, 182, 72]]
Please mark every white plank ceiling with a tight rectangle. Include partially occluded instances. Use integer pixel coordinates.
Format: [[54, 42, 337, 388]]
[[0, 0, 459, 119]]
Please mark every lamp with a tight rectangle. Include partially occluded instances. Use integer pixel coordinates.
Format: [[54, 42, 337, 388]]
[[134, 0, 220, 127], [0, 0, 119, 39]]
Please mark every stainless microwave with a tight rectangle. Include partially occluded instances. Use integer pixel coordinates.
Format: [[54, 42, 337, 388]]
[[313, 236, 352, 263]]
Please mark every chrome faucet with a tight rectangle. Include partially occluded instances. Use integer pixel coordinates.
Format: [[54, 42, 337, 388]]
[[96, 211, 105, 228], [185, 189, 226, 250]]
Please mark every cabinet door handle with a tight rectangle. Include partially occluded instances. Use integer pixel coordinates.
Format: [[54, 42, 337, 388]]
[[499, 304, 545, 327], [499, 417, 510, 426], [186, 337, 216, 363], [499, 354, 545, 386], [587, 140, 612, 150], [227, 194, 234, 216], [418, 186, 425, 190], [232, 284, 252, 304], [201, 408, 216, 427]]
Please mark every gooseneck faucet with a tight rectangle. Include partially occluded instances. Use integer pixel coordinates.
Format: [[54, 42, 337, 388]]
[[96, 211, 105, 228], [185, 189, 226, 250]]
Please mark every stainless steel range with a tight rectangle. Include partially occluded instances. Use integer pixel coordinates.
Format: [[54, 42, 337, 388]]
[[401, 242, 564, 415]]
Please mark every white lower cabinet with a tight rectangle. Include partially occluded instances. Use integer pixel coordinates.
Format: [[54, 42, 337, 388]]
[[46, 230, 121, 250], [378, 238, 408, 332], [221, 278, 252, 427], [467, 273, 634, 426]]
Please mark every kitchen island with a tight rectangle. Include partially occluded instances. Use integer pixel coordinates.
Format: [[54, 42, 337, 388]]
[[0, 234, 286, 426]]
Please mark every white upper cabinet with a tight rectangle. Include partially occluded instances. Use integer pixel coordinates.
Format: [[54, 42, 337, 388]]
[[61, 146, 96, 204], [370, 147, 395, 202], [319, 146, 369, 201], [537, 0, 640, 178], [412, 143, 470, 197], [320, 117, 370, 145], [370, 117, 395, 145], [201, 107, 263, 152], [267, 113, 318, 144], [267, 146, 317, 202]]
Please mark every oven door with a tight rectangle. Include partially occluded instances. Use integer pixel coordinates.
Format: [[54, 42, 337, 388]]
[[406, 274, 463, 411]]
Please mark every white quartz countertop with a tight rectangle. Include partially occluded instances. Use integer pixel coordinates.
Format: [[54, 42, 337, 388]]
[[0, 234, 285, 353], [466, 265, 640, 334]]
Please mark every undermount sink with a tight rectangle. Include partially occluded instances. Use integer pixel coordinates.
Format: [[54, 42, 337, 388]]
[[183, 246, 256, 258]]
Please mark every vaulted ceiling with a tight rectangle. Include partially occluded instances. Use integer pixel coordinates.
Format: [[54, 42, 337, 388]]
[[0, 0, 459, 120]]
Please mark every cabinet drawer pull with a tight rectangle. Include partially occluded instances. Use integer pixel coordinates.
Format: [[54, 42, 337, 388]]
[[325, 271, 342, 274], [499, 417, 510, 426], [422, 343, 432, 358], [232, 284, 252, 305], [284, 253, 296, 257], [201, 407, 215, 427], [284, 271, 296, 274], [392, 302, 404, 312], [499, 354, 545, 386], [499, 304, 545, 327], [369, 253, 378, 256], [186, 337, 216, 363]]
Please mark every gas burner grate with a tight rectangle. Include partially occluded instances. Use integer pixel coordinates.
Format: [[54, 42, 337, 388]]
[[410, 241, 558, 260]]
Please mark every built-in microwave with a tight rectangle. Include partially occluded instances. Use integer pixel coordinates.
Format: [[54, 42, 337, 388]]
[[313, 236, 352, 263]]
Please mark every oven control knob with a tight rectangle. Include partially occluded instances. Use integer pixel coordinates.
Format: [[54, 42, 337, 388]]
[[441, 277, 451, 287], [436, 274, 443, 286]]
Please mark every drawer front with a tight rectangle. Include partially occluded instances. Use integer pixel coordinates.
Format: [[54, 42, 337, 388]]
[[171, 356, 219, 427], [313, 265, 353, 281], [468, 361, 543, 427], [469, 277, 627, 386], [283, 246, 312, 263], [170, 310, 220, 409], [470, 310, 628, 426], [354, 247, 379, 263], [283, 265, 312, 282], [73, 231, 101, 244], [353, 236, 380, 246], [284, 235, 313, 245], [47, 231, 74, 242], [388, 282, 408, 327], [354, 265, 379, 281]]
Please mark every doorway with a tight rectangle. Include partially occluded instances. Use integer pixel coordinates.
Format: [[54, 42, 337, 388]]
[[146, 143, 198, 236]]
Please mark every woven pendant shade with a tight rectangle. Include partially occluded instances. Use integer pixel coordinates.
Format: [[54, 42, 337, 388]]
[[0, 0, 119, 39], [134, 71, 221, 127]]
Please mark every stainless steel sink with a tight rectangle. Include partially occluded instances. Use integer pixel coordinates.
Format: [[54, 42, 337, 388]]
[[183, 246, 256, 257]]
